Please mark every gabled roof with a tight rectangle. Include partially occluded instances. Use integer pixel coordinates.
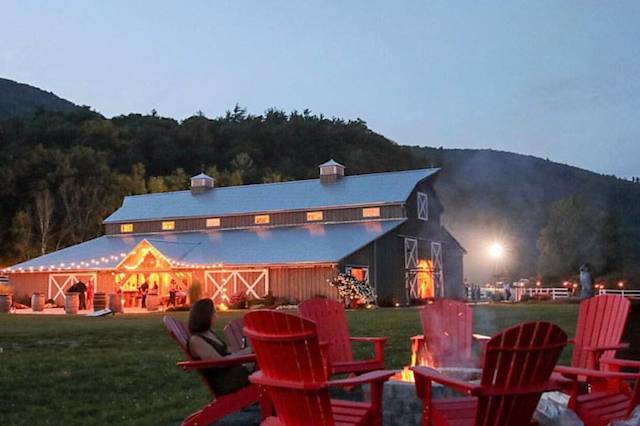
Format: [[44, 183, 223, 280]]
[[5, 220, 405, 271], [104, 168, 438, 223], [319, 159, 345, 168], [191, 172, 213, 180]]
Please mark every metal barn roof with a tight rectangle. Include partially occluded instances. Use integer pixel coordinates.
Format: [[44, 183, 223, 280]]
[[103, 168, 438, 223], [7, 220, 405, 271]]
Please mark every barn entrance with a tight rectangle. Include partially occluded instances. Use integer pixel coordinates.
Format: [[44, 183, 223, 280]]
[[404, 238, 443, 300]]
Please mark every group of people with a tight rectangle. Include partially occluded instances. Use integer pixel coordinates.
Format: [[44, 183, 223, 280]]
[[67, 280, 94, 310]]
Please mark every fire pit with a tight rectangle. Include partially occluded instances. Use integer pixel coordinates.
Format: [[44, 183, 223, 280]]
[[363, 367, 482, 426]]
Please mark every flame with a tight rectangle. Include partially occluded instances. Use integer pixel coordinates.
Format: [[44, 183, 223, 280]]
[[400, 367, 414, 382], [217, 302, 229, 312]]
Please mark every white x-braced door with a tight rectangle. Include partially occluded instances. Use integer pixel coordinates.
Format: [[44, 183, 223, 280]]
[[404, 238, 419, 299], [48, 273, 97, 304], [431, 242, 444, 298], [204, 269, 269, 302]]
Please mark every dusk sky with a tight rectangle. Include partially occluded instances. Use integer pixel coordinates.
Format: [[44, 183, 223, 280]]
[[2, 1, 639, 178]]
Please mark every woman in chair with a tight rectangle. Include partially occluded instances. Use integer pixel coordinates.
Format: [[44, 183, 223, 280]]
[[188, 298, 253, 396]]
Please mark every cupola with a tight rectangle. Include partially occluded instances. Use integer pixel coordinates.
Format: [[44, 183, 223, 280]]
[[319, 159, 345, 184], [190, 172, 215, 194]]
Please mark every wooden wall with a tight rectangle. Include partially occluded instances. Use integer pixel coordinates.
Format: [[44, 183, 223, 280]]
[[269, 266, 339, 301], [105, 204, 405, 235]]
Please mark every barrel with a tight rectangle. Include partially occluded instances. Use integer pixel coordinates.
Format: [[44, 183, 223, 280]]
[[64, 292, 79, 314], [31, 293, 45, 312], [146, 294, 160, 311], [93, 292, 107, 311], [0, 294, 12, 313], [108, 293, 123, 313]]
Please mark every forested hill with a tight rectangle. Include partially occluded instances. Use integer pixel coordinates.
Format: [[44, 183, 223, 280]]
[[0, 105, 638, 284], [411, 147, 640, 283], [0, 78, 79, 119]]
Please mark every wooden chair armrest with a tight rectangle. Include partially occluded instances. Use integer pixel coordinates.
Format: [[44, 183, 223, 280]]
[[349, 336, 389, 343], [249, 371, 324, 391], [411, 366, 481, 396], [555, 366, 640, 381], [583, 343, 629, 353], [472, 333, 491, 340], [327, 370, 395, 388], [410, 334, 424, 341], [349, 336, 387, 362], [600, 357, 640, 370], [177, 354, 256, 370]]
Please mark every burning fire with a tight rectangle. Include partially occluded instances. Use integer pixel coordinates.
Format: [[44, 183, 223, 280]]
[[217, 302, 229, 311], [396, 336, 436, 382]]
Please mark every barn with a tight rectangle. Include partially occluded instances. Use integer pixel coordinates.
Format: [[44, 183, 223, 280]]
[[4, 160, 465, 308]]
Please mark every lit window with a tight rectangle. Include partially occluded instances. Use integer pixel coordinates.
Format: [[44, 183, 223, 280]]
[[362, 207, 380, 218], [206, 218, 221, 228], [255, 215, 270, 225], [162, 221, 175, 230], [306, 211, 323, 221], [120, 224, 133, 233], [346, 266, 369, 283]]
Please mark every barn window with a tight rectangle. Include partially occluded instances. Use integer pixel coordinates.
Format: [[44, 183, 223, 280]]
[[255, 215, 270, 225], [345, 266, 369, 284], [417, 192, 429, 221], [206, 218, 221, 228], [162, 221, 175, 230], [362, 207, 380, 218], [120, 224, 133, 233], [306, 211, 323, 221]]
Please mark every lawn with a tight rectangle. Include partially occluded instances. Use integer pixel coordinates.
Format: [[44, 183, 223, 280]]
[[1, 303, 636, 425]]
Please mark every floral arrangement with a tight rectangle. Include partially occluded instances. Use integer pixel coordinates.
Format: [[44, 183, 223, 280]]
[[328, 273, 377, 306]]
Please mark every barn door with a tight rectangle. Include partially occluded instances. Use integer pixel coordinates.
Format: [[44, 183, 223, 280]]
[[431, 242, 444, 298], [204, 269, 269, 303], [48, 273, 98, 304], [404, 238, 419, 299]]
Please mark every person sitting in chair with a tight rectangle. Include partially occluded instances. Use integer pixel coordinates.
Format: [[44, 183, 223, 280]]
[[188, 298, 252, 396]]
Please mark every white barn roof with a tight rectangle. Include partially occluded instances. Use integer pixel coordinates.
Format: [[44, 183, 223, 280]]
[[6, 220, 405, 271], [104, 168, 438, 223]]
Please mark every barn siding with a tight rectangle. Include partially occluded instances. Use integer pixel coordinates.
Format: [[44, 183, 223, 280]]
[[268, 266, 339, 302], [105, 204, 405, 235]]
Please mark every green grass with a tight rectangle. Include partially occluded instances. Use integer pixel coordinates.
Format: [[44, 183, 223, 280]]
[[0, 303, 591, 425]]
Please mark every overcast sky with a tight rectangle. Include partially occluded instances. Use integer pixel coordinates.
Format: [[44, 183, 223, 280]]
[[2, 1, 639, 177]]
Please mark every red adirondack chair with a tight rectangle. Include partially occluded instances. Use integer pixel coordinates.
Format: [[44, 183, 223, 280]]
[[557, 357, 640, 426], [298, 297, 388, 375], [412, 321, 567, 426], [243, 310, 394, 426], [223, 317, 246, 353], [162, 316, 270, 426], [410, 299, 490, 368]]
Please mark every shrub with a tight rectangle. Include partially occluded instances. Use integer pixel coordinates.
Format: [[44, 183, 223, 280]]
[[188, 281, 202, 304], [229, 292, 248, 309], [327, 273, 377, 305]]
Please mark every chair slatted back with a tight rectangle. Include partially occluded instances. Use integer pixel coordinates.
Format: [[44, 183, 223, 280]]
[[572, 295, 630, 369], [420, 299, 472, 367], [224, 317, 246, 353], [244, 310, 334, 426], [299, 298, 353, 364], [477, 321, 567, 425]]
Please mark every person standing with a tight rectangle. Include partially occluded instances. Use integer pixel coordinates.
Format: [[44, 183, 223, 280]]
[[86, 281, 94, 310], [76, 280, 88, 310], [169, 279, 177, 307], [139, 282, 149, 308]]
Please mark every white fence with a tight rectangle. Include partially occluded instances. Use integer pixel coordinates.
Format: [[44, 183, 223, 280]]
[[525, 287, 570, 300], [598, 289, 640, 300]]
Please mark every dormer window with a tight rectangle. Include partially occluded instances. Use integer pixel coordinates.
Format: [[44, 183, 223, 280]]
[[120, 224, 133, 233], [417, 192, 429, 221], [362, 207, 380, 218], [206, 218, 221, 228], [306, 211, 323, 222], [162, 221, 175, 231], [255, 215, 270, 225]]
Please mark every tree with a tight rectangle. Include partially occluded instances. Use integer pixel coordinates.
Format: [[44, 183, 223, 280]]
[[10, 211, 33, 261], [34, 190, 54, 255], [537, 196, 619, 279]]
